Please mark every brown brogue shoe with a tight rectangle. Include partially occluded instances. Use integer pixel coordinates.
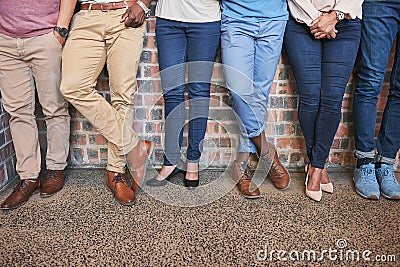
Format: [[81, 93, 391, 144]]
[[232, 161, 261, 199], [1, 179, 41, 210], [41, 170, 65, 197], [107, 171, 136, 205], [126, 140, 154, 186], [259, 142, 290, 190]]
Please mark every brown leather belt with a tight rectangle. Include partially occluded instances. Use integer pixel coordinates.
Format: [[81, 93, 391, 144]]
[[80, 1, 128, 11]]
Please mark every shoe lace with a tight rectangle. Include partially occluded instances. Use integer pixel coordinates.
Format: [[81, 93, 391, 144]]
[[47, 172, 57, 179], [269, 163, 279, 175], [380, 169, 398, 185], [112, 173, 125, 184], [13, 180, 30, 192], [241, 166, 252, 180], [360, 167, 376, 183]]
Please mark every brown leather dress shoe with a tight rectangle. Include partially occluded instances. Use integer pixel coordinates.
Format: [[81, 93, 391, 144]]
[[259, 142, 291, 190], [1, 179, 41, 210], [41, 170, 65, 197], [232, 161, 261, 199], [107, 171, 136, 205], [126, 140, 154, 186]]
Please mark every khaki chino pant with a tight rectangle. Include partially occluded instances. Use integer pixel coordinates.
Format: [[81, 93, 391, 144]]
[[60, 10, 146, 173], [0, 31, 70, 180]]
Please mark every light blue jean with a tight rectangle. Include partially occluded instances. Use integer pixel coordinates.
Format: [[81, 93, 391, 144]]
[[221, 15, 286, 153]]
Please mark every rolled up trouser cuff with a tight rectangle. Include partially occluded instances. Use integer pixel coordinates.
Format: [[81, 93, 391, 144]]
[[238, 123, 267, 153], [354, 150, 375, 159], [376, 154, 395, 165]]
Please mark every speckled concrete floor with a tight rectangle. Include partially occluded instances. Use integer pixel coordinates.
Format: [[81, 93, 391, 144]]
[[0, 169, 399, 266]]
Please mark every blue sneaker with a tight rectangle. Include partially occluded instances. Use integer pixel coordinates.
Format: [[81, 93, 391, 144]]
[[353, 163, 380, 200], [375, 163, 400, 200]]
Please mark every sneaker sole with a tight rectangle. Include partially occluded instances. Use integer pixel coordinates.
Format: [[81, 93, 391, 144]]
[[353, 177, 379, 200], [381, 192, 400, 200]]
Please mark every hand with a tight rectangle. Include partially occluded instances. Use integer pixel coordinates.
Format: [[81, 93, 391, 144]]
[[53, 30, 67, 47], [120, 3, 145, 28], [310, 12, 338, 39], [326, 28, 338, 39]]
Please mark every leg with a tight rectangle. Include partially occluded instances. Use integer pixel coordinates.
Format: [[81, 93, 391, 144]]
[[106, 18, 146, 174], [156, 18, 187, 169], [60, 11, 138, 156], [152, 18, 187, 181], [253, 20, 290, 190], [311, 19, 361, 196], [0, 33, 42, 210], [352, 2, 399, 199], [185, 21, 220, 180], [375, 16, 400, 200], [315, 19, 361, 168], [0, 33, 41, 180], [377, 34, 400, 161], [31, 32, 70, 172], [221, 16, 258, 157], [353, 1, 399, 160], [284, 18, 322, 164]]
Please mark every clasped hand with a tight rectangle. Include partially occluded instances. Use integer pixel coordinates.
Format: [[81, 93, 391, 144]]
[[310, 12, 338, 39]]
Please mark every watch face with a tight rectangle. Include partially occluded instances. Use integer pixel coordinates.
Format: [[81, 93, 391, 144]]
[[337, 12, 345, 20], [145, 11, 151, 19], [59, 28, 69, 37]]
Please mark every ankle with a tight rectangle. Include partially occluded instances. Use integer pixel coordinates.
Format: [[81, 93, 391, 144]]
[[308, 166, 322, 181], [185, 171, 199, 181]]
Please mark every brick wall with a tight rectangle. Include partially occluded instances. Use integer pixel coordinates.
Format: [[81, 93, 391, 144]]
[[0, 4, 397, 189], [67, 13, 397, 171], [0, 96, 17, 189]]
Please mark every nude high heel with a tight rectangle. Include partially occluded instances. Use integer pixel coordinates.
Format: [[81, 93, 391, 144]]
[[321, 168, 333, 194], [305, 164, 322, 202]]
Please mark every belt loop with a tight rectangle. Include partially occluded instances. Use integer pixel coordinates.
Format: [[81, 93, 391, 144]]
[[88, 3, 92, 11], [124, 0, 128, 9]]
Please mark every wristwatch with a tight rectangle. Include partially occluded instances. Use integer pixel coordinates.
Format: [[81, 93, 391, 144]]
[[136, 0, 151, 19], [335, 11, 345, 21], [54, 26, 69, 37]]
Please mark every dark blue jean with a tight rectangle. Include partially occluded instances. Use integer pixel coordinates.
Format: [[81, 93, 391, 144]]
[[284, 17, 361, 169], [155, 18, 220, 166], [353, 0, 400, 163]]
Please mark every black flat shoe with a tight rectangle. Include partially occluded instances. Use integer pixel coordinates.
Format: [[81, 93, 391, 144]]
[[183, 163, 199, 188], [183, 177, 199, 188], [146, 167, 184, 187]]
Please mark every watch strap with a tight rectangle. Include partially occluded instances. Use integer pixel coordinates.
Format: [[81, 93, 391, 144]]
[[136, 0, 151, 18], [54, 26, 69, 37]]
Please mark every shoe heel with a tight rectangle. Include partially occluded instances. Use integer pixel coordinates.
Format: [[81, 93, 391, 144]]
[[305, 170, 322, 202]]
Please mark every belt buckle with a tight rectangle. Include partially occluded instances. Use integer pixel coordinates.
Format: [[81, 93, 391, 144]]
[[100, 3, 110, 12]]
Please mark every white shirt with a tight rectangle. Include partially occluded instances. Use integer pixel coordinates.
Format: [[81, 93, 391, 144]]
[[288, 0, 363, 25], [156, 0, 221, 23]]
